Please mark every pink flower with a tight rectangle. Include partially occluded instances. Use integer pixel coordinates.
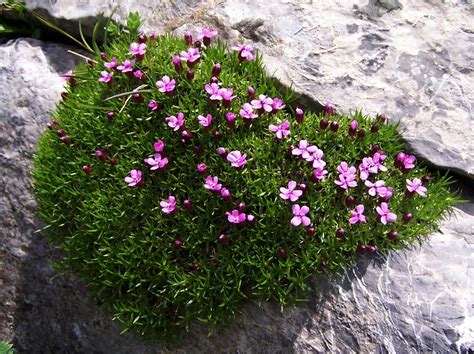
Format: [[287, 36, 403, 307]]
[[231, 44, 254, 61], [160, 196, 176, 214], [359, 157, 373, 181], [148, 100, 160, 111], [204, 176, 222, 191], [129, 42, 147, 56], [198, 114, 212, 128], [133, 70, 144, 79], [291, 204, 311, 227], [239, 103, 258, 120], [279, 180, 303, 202], [166, 112, 184, 131], [269, 120, 291, 139], [272, 98, 286, 112], [370, 152, 387, 173], [153, 140, 164, 152], [406, 178, 427, 196], [292, 140, 315, 158], [227, 150, 247, 168], [225, 112, 235, 127], [335, 174, 358, 190], [221, 188, 232, 200], [218, 88, 236, 106], [197, 163, 207, 174], [180, 47, 200, 63], [349, 204, 367, 224], [104, 57, 117, 68], [251, 95, 273, 112], [116, 60, 134, 73], [380, 187, 393, 201], [376, 202, 397, 225], [156, 75, 176, 93], [295, 107, 304, 123], [62, 69, 74, 80], [99, 71, 113, 83], [144, 153, 169, 170], [197, 28, 218, 40], [337, 161, 357, 177], [226, 209, 246, 224], [205, 83, 222, 101], [365, 180, 387, 197], [124, 169, 142, 187], [396, 152, 416, 171], [313, 168, 328, 180]]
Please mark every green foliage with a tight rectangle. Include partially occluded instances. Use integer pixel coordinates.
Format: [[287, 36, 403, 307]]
[[0, 342, 14, 354], [32, 23, 458, 343]]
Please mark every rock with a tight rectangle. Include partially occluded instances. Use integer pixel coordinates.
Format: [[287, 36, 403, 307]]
[[3, 2, 474, 351]]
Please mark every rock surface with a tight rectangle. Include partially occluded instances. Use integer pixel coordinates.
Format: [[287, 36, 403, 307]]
[[26, 0, 474, 179], [1, 35, 473, 352]]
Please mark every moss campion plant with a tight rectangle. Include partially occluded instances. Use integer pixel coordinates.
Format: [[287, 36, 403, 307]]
[[33, 15, 458, 342]]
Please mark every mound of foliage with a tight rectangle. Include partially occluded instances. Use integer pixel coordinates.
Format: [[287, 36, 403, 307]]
[[32, 15, 457, 341]]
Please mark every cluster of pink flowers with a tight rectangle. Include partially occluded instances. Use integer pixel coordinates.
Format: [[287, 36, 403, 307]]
[[291, 140, 328, 181], [128, 42, 147, 60], [204, 83, 236, 106], [359, 151, 387, 181], [334, 161, 358, 190], [365, 180, 393, 200], [251, 95, 286, 115]]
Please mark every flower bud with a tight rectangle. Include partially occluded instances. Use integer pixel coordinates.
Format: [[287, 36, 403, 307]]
[[194, 40, 201, 48], [324, 101, 335, 116], [330, 121, 339, 132], [221, 188, 232, 200], [319, 118, 329, 130], [194, 145, 203, 156], [184, 31, 193, 46], [186, 70, 195, 81], [218, 234, 229, 246], [212, 63, 221, 77], [402, 212, 413, 223], [238, 202, 247, 213], [217, 147, 227, 157], [82, 164, 92, 174], [336, 228, 345, 238], [197, 163, 207, 174], [110, 158, 118, 166], [247, 86, 255, 99], [138, 33, 147, 44], [247, 214, 255, 224], [100, 52, 108, 61], [132, 92, 144, 103], [377, 113, 386, 123], [371, 124, 379, 133], [295, 107, 304, 124], [213, 131, 222, 141], [388, 230, 398, 240], [278, 248, 287, 259], [174, 239, 183, 249], [183, 199, 193, 209], [106, 111, 115, 120], [181, 130, 193, 140], [357, 129, 366, 138], [306, 227, 316, 236], [356, 244, 366, 253], [210, 76, 219, 84], [345, 195, 355, 206], [172, 55, 183, 73], [56, 129, 65, 137], [95, 150, 106, 160], [225, 112, 235, 128]]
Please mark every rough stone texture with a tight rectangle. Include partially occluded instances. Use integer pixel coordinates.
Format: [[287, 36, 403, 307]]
[[26, 0, 474, 178], [3, 1, 474, 351]]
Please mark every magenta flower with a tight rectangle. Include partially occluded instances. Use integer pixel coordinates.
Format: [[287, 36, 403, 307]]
[[172, 55, 183, 73], [335, 174, 358, 190], [231, 44, 254, 61], [124, 169, 142, 187], [197, 28, 218, 45], [205, 83, 222, 101], [204, 176, 222, 191], [62, 69, 75, 83], [292, 140, 315, 158], [350, 120, 358, 131], [269, 120, 290, 139], [160, 196, 176, 214], [251, 95, 273, 112], [226, 209, 246, 224], [219, 88, 236, 107], [380, 186, 393, 201], [406, 178, 427, 196], [305, 147, 325, 168], [291, 204, 311, 227], [198, 114, 212, 128], [359, 157, 373, 181], [144, 153, 169, 170], [129, 42, 147, 56], [337, 161, 357, 177], [221, 187, 232, 200], [227, 150, 247, 168], [295, 107, 304, 123], [239, 103, 258, 120], [133, 70, 144, 79], [313, 167, 328, 180], [349, 204, 367, 224], [148, 100, 160, 111], [279, 180, 303, 202], [376, 202, 397, 225], [180, 47, 200, 63], [99, 71, 113, 83], [396, 152, 416, 171], [370, 152, 388, 173], [272, 98, 286, 112], [156, 75, 176, 94], [225, 112, 235, 127], [166, 112, 185, 131], [197, 163, 207, 174], [365, 180, 388, 197], [116, 60, 134, 73], [104, 57, 117, 69], [153, 140, 164, 152]]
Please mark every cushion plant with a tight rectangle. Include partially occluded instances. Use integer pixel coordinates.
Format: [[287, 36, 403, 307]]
[[32, 15, 458, 342]]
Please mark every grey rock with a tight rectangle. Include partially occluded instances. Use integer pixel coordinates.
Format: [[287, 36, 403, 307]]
[[3, 1, 474, 351]]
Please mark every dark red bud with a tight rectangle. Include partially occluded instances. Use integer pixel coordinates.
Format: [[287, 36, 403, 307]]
[[174, 239, 183, 249], [402, 212, 413, 223], [357, 129, 366, 138], [319, 118, 329, 130], [184, 31, 193, 46], [330, 121, 339, 132], [345, 195, 355, 206], [356, 244, 366, 253], [213, 131, 222, 141], [306, 227, 316, 236], [183, 199, 193, 209], [299, 184, 307, 192], [278, 248, 287, 259], [377, 113, 386, 123], [212, 63, 221, 77], [95, 150, 106, 160], [100, 52, 108, 61], [238, 203, 247, 213], [132, 93, 144, 103], [218, 234, 229, 246], [107, 111, 114, 120], [319, 257, 328, 267], [422, 175, 432, 183], [186, 70, 195, 81], [348, 128, 357, 136], [194, 40, 201, 48], [138, 33, 147, 44], [181, 130, 193, 140], [56, 129, 65, 137], [210, 76, 219, 84], [371, 124, 379, 133], [388, 230, 398, 240], [110, 158, 118, 166], [192, 263, 201, 271], [60, 136, 71, 144], [203, 36, 211, 46], [336, 228, 345, 238], [194, 145, 203, 156], [82, 164, 92, 174], [371, 144, 379, 154], [367, 245, 377, 253]]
